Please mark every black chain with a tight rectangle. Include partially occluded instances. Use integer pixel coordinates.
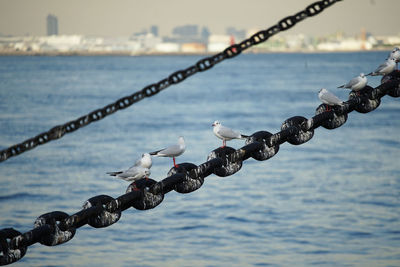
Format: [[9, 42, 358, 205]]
[[1, 70, 399, 265], [0, 0, 342, 163]]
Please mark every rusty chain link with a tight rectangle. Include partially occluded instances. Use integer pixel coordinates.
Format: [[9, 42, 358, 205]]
[[1, 69, 399, 265], [0, 0, 342, 163]]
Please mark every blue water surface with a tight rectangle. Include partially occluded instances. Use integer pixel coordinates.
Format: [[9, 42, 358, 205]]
[[0, 52, 399, 267]]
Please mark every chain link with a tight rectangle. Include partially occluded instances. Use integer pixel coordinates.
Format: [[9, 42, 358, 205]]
[[0, 0, 342, 163], [82, 195, 121, 228], [1, 71, 399, 265]]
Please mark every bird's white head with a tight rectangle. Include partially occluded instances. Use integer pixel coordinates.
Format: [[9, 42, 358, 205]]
[[141, 153, 152, 169], [360, 73, 365, 77], [319, 88, 327, 94], [212, 120, 220, 127], [178, 136, 185, 144]]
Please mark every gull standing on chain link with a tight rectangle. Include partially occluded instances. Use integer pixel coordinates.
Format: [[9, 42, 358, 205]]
[[212, 120, 249, 148], [318, 88, 344, 111], [107, 153, 152, 182], [338, 73, 367, 92], [367, 57, 396, 76], [149, 136, 185, 168], [389, 47, 400, 69]]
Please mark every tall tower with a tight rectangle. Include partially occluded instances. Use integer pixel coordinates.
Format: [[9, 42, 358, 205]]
[[150, 25, 159, 37], [47, 14, 58, 36]]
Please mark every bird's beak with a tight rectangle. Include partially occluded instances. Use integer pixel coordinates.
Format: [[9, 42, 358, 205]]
[[212, 123, 215, 126]]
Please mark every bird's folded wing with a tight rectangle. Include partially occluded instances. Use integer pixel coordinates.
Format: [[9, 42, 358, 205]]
[[324, 92, 342, 104], [347, 77, 359, 87], [159, 145, 180, 155], [218, 127, 240, 139]]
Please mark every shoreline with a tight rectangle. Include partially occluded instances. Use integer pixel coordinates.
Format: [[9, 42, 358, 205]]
[[0, 48, 392, 56]]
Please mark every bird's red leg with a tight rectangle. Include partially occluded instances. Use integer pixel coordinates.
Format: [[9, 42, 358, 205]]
[[173, 157, 178, 168], [221, 140, 226, 148], [325, 105, 331, 112]]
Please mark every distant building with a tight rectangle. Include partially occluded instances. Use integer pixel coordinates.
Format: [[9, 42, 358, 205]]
[[47, 14, 58, 36], [168, 25, 207, 44], [150, 25, 159, 37], [130, 32, 162, 52], [131, 29, 148, 37], [200, 27, 210, 43], [181, 43, 206, 53], [172, 25, 198, 37], [208, 34, 231, 53], [155, 42, 180, 53]]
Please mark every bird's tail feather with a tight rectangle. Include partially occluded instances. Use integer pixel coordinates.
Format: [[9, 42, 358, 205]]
[[107, 171, 122, 176], [149, 150, 162, 156], [338, 85, 345, 88], [240, 134, 249, 139]]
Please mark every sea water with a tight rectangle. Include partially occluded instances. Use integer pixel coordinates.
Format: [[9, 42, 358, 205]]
[[0, 52, 399, 266]]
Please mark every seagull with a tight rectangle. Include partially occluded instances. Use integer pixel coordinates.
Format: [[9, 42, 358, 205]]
[[318, 88, 344, 111], [107, 153, 152, 182], [338, 73, 367, 92], [367, 58, 396, 76], [107, 165, 151, 182], [212, 120, 249, 147], [149, 136, 185, 168], [389, 47, 400, 69]]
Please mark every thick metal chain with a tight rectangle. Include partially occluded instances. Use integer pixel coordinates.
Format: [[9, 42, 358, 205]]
[[1, 71, 399, 265], [0, 0, 342, 163]]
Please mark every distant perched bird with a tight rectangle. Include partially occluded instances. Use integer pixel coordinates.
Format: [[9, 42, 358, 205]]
[[389, 47, 400, 69], [318, 88, 344, 110], [107, 153, 152, 182], [389, 47, 400, 62], [367, 58, 396, 76], [212, 120, 248, 147], [149, 136, 185, 168], [338, 73, 367, 92], [107, 165, 150, 182]]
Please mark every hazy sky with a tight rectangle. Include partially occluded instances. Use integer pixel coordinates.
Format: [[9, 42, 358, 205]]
[[0, 0, 398, 37]]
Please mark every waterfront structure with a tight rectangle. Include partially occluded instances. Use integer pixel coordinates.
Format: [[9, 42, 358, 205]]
[[47, 14, 58, 36]]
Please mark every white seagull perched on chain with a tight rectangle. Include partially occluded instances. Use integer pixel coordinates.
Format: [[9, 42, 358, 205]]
[[388, 47, 400, 69], [367, 57, 396, 76], [149, 136, 185, 168], [338, 73, 367, 92], [318, 88, 344, 111], [212, 120, 249, 147], [107, 153, 152, 182]]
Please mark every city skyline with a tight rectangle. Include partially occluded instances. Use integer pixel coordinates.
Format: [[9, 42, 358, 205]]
[[0, 0, 399, 38]]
